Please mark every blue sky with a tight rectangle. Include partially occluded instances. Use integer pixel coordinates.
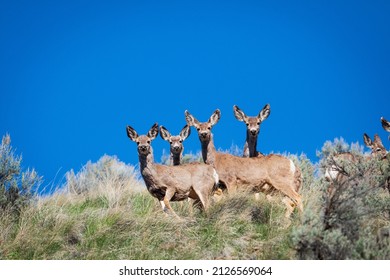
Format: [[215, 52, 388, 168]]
[[1, 0, 389, 188]]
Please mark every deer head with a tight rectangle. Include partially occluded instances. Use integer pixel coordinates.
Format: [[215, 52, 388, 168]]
[[159, 124, 191, 165], [185, 109, 221, 142], [363, 133, 387, 158], [126, 123, 159, 156], [233, 104, 270, 137]]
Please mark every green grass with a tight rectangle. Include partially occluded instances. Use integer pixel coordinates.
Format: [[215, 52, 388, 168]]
[[1, 151, 388, 260], [0, 186, 300, 260]]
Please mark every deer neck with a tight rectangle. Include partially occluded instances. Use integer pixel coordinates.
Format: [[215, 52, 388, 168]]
[[244, 130, 258, 157], [138, 149, 157, 178], [201, 134, 217, 166], [171, 152, 181, 166], [138, 148, 163, 198]]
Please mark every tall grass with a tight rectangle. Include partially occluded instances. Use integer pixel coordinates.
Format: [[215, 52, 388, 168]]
[[0, 154, 299, 260]]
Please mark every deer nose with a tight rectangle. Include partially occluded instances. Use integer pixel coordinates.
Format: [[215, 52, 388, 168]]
[[139, 145, 148, 152], [201, 132, 208, 138], [173, 146, 180, 151], [250, 129, 257, 136]]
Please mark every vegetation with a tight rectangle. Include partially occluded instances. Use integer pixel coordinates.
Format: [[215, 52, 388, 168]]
[[292, 138, 390, 259], [0, 134, 41, 215], [0, 135, 389, 260]]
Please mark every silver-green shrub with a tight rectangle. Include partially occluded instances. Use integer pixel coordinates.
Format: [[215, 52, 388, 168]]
[[0, 134, 41, 214], [292, 138, 390, 259]]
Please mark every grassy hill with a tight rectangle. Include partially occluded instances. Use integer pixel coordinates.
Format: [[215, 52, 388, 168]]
[[0, 158, 299, 259], [1, 137, 389, 260]]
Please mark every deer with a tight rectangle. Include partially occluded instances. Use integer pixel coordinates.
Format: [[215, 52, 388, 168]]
[[324, 152, 358, 189], [126, 123, 218, 218], [364, 133, 389, 191], [184, 109, 303, 218], [364, 133, 388, 158], [233, 104, 302, 193], [325, 133, 389, 192], [160, 124, 224, 197], [159, 124, 206, 209], [159, 124, 191, 166], [233, 104, 270, 158]]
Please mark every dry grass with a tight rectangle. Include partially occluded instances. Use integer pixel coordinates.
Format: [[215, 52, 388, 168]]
[[2, 149, 388, 260], [0, 156, 299, 259]]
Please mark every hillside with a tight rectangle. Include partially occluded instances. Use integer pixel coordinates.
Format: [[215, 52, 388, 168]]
[[1, 137, 389, 260]]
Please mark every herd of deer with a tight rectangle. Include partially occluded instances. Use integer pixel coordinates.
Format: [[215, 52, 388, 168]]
[[126, 104, 390, 219]]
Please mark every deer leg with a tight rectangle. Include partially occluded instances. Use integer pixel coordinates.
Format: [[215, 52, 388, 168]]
[[163, 188, 180, 218], [159, 200, 167, 212], [282, 196, 295, 218], [192, 184, 211, 212], [271, 179, 303, 215]]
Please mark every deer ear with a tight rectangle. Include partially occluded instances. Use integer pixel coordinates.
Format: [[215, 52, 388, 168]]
[[180, 124, 191, 140], [126, 125, 138, 141], [209, 109, 221, 126], [159, 126, 171, 141], [363, 133, 373, 148], [185, 110, 199, 126], [381, 117, 390, 132], [233, 105, 246, 122], [259, 104, 271, 122], [147, 123, 159, 140]]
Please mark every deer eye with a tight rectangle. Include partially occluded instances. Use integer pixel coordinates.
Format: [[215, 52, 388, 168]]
[[179, 140, 183, 143], [197, 128, 200, 131], [376, 148, 382, 152], [246, 123, 249, 126], [147, 140, 151, 144], [257, 122, 260, 125]]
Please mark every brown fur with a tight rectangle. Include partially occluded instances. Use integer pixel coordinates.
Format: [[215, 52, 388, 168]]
[[185, 109, 303, 217], [126, 123, 217, 217], [233, 104, 270, 158], [159, 124, 190, 166], [325, 134, 389, 192]]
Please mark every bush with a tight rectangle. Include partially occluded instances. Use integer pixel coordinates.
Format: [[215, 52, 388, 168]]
[[64, 155, 145, 208], [292, 139, 390, 259], [160, 151, 202, 165], [0, 134, 41, 214]]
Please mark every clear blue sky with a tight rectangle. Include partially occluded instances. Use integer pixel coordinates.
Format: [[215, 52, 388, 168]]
[[1, 0, 389, 188]]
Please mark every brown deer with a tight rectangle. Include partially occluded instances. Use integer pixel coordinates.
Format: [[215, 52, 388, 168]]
[[363, 133, 388, 158], [364, 133, 389, 190], [325, 134, 389, 192], [233, 104, 302, 193], [126, 123, 218, 217], [233, 104, 270, 158], [159, 124, 191, 166], [184, 109, 303, 217], [324, 152, 357, 186]]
